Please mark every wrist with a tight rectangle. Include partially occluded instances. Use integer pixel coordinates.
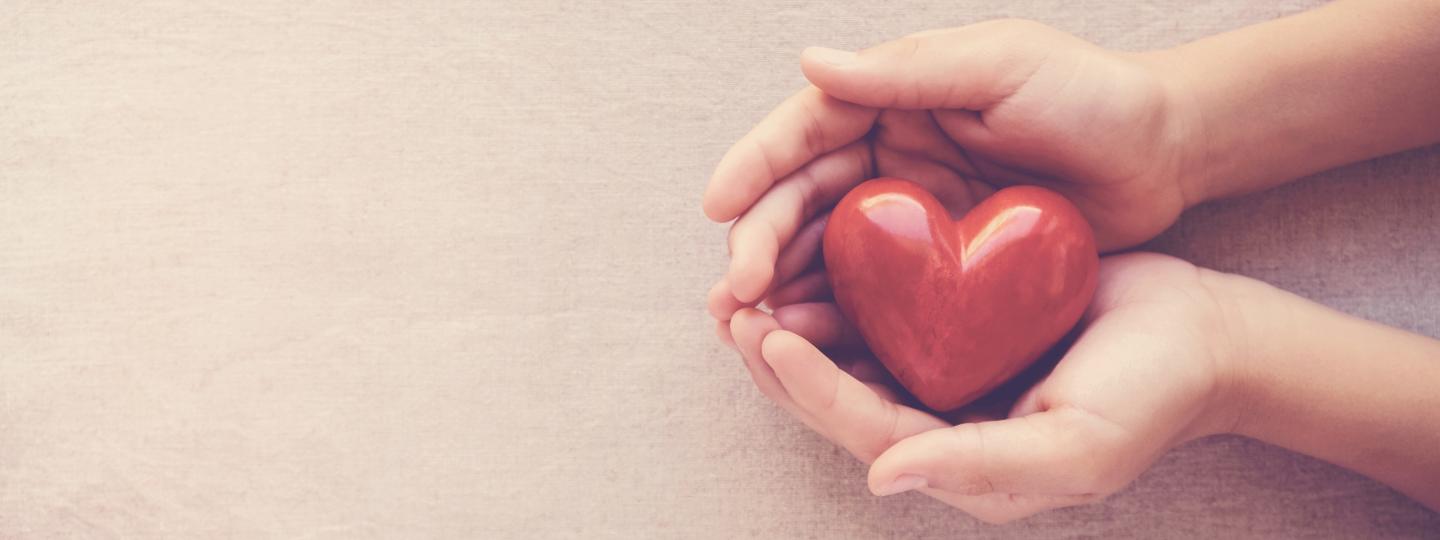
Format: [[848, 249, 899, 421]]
[[1134, 47, 1221, 211], [1184, 266, 1302, 440], [1140, 1, 1440, 210], [1197, 270, 1440, 508]]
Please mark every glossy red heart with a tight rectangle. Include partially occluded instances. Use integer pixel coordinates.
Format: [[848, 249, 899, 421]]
[[823, 178, 1098, 411]]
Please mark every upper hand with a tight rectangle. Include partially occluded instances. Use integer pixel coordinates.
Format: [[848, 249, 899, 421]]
[[704, 20, 1204, 319]]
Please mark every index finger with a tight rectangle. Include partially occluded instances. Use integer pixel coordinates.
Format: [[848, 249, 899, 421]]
[[702, 86, 878, 222]]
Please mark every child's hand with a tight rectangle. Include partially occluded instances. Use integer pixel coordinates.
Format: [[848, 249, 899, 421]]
[[725, 253, 1241, 523], [704, 20, 1204, 316], [713, 3, 1440, 517]]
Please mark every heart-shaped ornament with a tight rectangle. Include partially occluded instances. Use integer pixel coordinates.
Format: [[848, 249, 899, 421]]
[[823, 178, 1099, 411]]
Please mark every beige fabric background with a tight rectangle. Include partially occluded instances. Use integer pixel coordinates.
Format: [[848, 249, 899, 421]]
[[2, 1, 1438, 537]]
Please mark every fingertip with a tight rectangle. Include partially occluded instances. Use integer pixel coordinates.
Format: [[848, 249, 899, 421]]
[[731, 307, 782, 359], [931, 109, 992, 146], [869, 473, 927, 497], [702, 187, 739, 223], [867, 442, 923, 496], [728, 252, 775, 304], [800, 46, 882, 109], [730, 306, 765, 326], [704, 144, 767, 223], [759, 329, 816, 365], [867, 430, 952, 496], [728, 306, 761, 334], [799, 50, 848, 94], [707, 278, 744, 320], [801, 46, 858, 67]]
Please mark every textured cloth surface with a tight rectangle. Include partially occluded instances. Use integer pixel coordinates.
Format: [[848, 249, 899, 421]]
[[2, 1, 1439, 538]]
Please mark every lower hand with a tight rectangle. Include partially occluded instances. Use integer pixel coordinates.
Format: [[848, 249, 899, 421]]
[[725, 253, 1243, 523]]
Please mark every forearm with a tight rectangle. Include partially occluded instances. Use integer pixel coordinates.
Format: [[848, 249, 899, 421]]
[[1218, 274, 1440, 510], [1154, 0, 1440, 204]]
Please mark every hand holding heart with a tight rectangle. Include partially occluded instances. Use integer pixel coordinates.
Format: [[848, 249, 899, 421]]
[[726, 253, 1241, 523], [706, 8, 1440, 520], [703, 22, 1222, 522], [704, 20, 1203, 316]]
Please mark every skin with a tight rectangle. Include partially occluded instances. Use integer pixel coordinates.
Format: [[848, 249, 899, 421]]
[[729, 253, 1440, 523], [704, 19, 1196, 312], [704, 0, 1440, 523]]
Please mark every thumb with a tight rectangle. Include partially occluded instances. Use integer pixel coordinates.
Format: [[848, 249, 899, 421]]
[[800, 20, 1060, 110], [866, 405, 1129, 497]]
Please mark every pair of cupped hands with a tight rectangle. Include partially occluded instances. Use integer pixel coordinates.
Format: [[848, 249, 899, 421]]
[[704, 21, 1246, 523]]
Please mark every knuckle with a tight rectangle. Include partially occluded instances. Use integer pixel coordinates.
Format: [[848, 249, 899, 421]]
[[859, 401, 903, 463], [785, 165, 817, 220], [859, 36, 928, 108], [796, 114, 826, 160], [750, 138, 782, 192], [817, 371, 842, 414]]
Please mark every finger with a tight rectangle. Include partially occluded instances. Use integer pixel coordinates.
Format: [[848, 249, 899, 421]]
[[729, 309, 823, 431], [870, 145, 992, 215], [761, 330, 947, 463], [707, 277, 752, 321], [931, 108, 997, 151], [771, 302, 861, 349], [929, 116, 1066, 188], [868, 108, 978, 178], [726, 142, 871, 302], [800, 21, 1057, 110], [831, 354, 905, 404], [772, 213, 828, 290], [867, 406, 1128, 498], [717, 214, 828, 317], [765, 272, 831, 309], [703, 87, 878, 222]]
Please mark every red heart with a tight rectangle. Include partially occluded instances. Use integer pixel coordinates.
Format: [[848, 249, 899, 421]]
[[823, 178, 1098, 411]]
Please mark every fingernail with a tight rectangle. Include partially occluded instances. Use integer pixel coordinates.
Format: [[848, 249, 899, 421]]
[[874, 474, 927, 496], [807, 47, 857, 66]]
